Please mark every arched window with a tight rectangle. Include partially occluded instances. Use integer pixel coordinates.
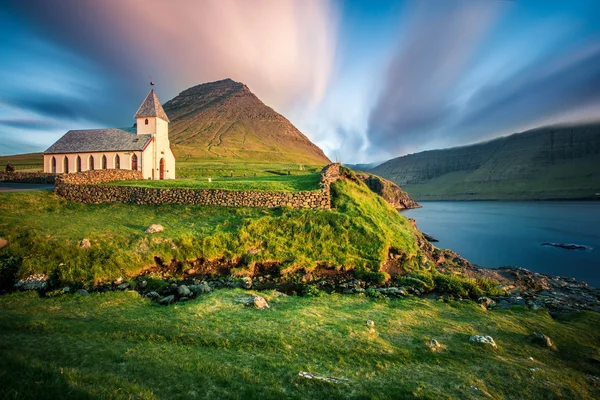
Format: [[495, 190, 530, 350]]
[[63, 156, 69, 173], [145, 118, 149, 125], [51, 156, 56, 173], [131, 154, 138, 171], [102, 154, 107, 169], [115, 154, 120, 169], [76, 156, 81, 172], [89, 155, 95, 171]]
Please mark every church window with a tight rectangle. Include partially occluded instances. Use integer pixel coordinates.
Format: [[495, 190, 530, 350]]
[[63, 156, 69, 174], [51, 157, 56, 173], [102, 154, 107, 169], [145, 118, 148, 125], [76, 156, 81, 172], [89, 155, 95, 170], [115, 154, 120, 169], [132, 154, 138, 171]]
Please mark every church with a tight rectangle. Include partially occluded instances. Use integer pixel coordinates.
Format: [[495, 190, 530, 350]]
[[43, 87, 176, 180]]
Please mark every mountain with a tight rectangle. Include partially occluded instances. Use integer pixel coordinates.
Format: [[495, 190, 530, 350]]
[[371, 124, 600, 200], [163, 79, 330, 165]]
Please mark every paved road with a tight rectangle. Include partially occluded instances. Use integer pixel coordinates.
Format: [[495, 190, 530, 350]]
[[0, 183, 54, 193]]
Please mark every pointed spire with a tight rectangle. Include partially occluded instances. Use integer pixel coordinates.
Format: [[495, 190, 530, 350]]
[[134, 89, 170, 122]]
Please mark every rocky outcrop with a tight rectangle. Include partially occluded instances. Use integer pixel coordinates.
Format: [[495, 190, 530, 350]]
[[354, 172, 420, 209]]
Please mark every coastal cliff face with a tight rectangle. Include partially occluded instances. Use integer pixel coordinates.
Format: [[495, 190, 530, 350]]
[[371, 124, 600, 200], [163, 79, 330, 165], [355, 172, 420, 209]]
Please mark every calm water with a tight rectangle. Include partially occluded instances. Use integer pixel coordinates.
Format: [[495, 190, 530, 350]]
[[402, 201, 600, 287]]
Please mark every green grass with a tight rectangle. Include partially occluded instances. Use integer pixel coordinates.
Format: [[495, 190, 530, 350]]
[[0, 177, 419, 285], [108, 173, 321, 192], [0, 290, 598, 399], [0, 153, 43, 172]]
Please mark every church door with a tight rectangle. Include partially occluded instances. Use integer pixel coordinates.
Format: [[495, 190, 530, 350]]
[[159, 158, 165, 180]]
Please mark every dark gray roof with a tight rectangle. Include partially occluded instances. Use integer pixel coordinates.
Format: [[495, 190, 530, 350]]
[[133, 89, 170, 122], [44, 129, 152, 154]]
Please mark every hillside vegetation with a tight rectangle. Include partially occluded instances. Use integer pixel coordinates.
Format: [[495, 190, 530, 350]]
[[164, 79, 330, 166], [371, 124, 600, 200], [0, 175, 419, 286]]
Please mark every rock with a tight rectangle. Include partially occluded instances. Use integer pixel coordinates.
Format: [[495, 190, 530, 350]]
[[245, 294, 269, 310], [190, 282, 212, 295], [177, 285, 191, 297], [178, 297, 189, 302], [374, 287, 407, 296], [80, 238, 91, 248], [114, 277, 124, 285], [145, 224, 164, 234], [62, 286, 71, 293], [298, 371, 349, 384], [426, 338, 443, 351], [273, 291, 288, 297], [145, 291, 160, 300], [117, 282, 130, 290], [530, 332, 556, 350], [0, 238, 8, 249], [498, 300, 511, 309], [478, 297, 496, 310], [365, 320, 375, 328], [14, 274, 48, 291], [423, 233, 439, 242], [469, 335, 497, 349], [240, 277, 253, 289], [75, 289, 89, 296], [159, 295, 175, 305], [541, 242, 593, 251], [138, 280, 148, 289]]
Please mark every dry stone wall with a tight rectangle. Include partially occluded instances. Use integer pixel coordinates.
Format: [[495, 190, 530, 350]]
[[0, 172, 57, 184], [55, 164, 341, 210]]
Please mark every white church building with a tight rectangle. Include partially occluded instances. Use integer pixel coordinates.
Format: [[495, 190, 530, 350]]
[[43, 88, 176, 180]]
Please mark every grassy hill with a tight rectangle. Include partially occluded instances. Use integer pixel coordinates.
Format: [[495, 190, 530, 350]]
[[0, 152, 43, 172], [164, 79, 330, 166], [371, 124, 600, 201]]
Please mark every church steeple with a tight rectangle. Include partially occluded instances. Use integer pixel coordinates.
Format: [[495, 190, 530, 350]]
[[134, 89, 170, 122]]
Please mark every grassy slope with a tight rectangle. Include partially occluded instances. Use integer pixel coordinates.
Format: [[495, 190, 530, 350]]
[[1, 290, 599, 399], [0, 153, 43, 172], [0, 178, 418, 284], [109, 173, 321, 192]]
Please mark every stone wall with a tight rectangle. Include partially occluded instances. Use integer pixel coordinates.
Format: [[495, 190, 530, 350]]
[[55, 164, 341, 210], [0, 172, 57, 184]]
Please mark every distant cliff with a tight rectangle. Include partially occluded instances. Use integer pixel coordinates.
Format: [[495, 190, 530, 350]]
[[371, 124, 600, 200]]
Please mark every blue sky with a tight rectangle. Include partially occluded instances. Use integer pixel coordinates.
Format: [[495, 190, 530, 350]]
[[2, 0, 600, 162]]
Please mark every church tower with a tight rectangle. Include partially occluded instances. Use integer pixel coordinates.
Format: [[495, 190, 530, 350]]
[[133, 87, 175, 179]]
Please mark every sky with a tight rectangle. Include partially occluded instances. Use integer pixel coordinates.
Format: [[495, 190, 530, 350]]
[[2, 0, 600, 163]]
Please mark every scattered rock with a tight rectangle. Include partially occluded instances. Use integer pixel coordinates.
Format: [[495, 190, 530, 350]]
[[114, 277, 124, 285], [469, 335, 497, 349], [426, 338, 443, 352], [273, 291, 288, 297], [298, 371, 349, 384], [117, 282, 130, 290], [145, 291, 160, 300], [80, 238, 91, 248], [190, 282, 211, 295], [530, 332, 556, 350], [138, 280, 148, 289], [365, 320, 375, 328], [75, 289, 89, 296], [374, 287, 407, 296], [177, 285, 191, 297], [478, 297, 496, 310], [159, 295, 175, 305], [178, 297, 189, 302], [62, 287, 71, 293], [240, 277, 253, 289], [14, 274, 48, 291], [145, 224, 164, 234], [0, 238, 8, 249], [244, 294, 269, 310]]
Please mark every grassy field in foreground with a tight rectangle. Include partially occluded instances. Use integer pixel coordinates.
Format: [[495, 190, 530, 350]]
[[1, 290, 599, 399], [108, 173, 321, 192], [0, 178, 419, 285]]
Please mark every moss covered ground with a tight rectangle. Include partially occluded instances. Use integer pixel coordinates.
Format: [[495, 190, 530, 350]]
[[1, 290, 599, 399]]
